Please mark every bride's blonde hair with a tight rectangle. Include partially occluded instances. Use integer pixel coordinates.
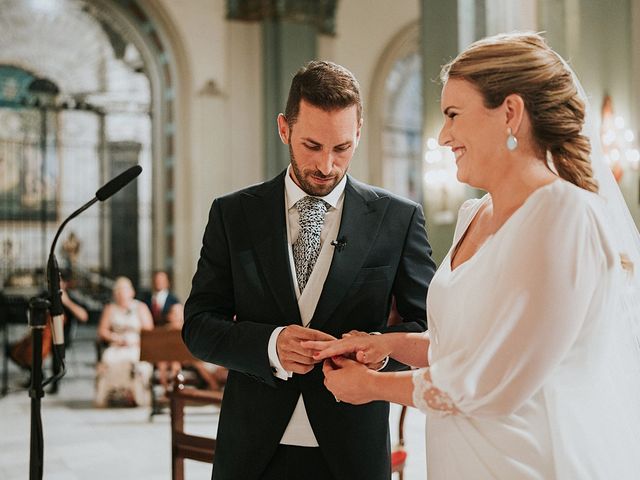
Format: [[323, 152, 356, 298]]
[[441, 32, 598, 193]]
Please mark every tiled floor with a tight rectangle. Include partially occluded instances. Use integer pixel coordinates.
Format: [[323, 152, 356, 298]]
[[1, 324, 426, 479]]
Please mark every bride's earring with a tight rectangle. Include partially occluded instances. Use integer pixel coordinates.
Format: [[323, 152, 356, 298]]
[[506, 128, 518, 151]]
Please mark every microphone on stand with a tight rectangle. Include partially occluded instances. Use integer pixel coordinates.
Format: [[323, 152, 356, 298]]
[[29, 165, 142, 480], [47, 165, 143, 372]]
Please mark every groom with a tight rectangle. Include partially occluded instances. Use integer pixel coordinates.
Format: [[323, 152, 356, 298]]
[[183, 60, 436, 480]]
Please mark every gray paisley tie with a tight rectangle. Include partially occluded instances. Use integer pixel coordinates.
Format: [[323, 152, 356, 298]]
[[293, 196, 329, 292]]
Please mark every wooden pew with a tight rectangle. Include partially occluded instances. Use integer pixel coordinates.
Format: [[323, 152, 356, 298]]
[[140, 329, 224, 479], [139, 328, 198, 418], [139, 328, 197, 364], [170, 378, 223, 480]]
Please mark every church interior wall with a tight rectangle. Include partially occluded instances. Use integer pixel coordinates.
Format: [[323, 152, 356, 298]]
[[319, 0, 421, 182], [1, 0, 638, 299], [155, 0, 268, 294]]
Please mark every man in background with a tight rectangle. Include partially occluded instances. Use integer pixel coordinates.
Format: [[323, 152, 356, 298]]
[[140, 270, 179, 327]]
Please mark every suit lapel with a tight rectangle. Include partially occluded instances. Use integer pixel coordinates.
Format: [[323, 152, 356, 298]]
[[311, 177, 389, 330], [240, 172, 302, 326]]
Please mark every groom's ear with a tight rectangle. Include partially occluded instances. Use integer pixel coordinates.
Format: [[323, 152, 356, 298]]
[[354, 118, 363, 147], [277, 114, 290, 145]]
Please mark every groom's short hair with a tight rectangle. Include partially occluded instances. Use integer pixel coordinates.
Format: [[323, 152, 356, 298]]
[[284, 60, 362, 128]]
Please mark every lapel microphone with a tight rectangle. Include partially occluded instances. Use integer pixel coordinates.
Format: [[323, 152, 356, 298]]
[[331, 236, 348, 252]]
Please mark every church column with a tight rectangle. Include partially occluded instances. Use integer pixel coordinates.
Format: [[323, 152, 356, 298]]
[[262, 20, 316, 177], [420, 0, 458, 145], [419, 0, 459, 264]]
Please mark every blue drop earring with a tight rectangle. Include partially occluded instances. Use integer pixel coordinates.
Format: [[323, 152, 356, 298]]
[[506, 128, 518, 151]]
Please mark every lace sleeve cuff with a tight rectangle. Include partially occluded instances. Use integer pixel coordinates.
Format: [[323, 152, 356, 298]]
[[412, 368, 459, 415]]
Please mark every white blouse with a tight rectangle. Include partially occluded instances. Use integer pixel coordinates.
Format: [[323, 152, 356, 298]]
[[413, 180, 640, 479]]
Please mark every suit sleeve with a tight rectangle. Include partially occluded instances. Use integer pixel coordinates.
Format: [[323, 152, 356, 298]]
[[382, 203, 436, 371], [183, 199, 278, 387]]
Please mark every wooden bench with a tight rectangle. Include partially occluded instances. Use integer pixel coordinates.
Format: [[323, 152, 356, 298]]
[[139, 330, 224, 479], [170, 378, 223, 480], [139, 328, 200, 418], [139, 328, 197, 364]]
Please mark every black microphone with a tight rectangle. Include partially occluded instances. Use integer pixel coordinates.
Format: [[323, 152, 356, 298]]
[[331, 236, 348, 252], [96, 165, 142, 201]]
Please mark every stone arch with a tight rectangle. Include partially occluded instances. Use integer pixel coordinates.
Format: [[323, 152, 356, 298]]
[[0, 0, 191, 285], [89, 0, 192, 281]]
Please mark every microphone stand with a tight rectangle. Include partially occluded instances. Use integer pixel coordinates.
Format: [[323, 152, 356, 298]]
[[27, 164, 141, 480], [27, 197, 97, 480], [27, 297, 48, 480]]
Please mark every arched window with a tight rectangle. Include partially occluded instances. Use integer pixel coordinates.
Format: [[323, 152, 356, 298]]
[[382, 51, 423, 203], [370, 23, 423, 204], [369, 22, 471, 264]]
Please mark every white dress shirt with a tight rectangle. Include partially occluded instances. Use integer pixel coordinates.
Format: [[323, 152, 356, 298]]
[[152, 289, 169, 309], [267, 165, 346, 446]]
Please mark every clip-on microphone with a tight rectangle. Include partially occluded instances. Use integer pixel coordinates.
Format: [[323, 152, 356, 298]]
[[331, 236, 348, 252]]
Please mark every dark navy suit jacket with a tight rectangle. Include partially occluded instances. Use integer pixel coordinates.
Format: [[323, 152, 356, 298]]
[[184, 171, 436, 479]]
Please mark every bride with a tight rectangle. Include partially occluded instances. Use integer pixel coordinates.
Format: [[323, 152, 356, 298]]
[[304, 32, 640, 479]]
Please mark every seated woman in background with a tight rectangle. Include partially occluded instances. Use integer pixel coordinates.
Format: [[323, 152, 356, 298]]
[[95, 276, 154, 407], [156, 303, 227, 395]]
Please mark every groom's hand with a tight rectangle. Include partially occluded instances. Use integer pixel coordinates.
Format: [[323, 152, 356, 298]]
[[277, 325, 336, 375]]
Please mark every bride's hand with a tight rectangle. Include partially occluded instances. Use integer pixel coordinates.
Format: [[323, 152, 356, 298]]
[[302, 331, 391, 366], [322, 356, 377, 405], [341, 330, 388, 370]]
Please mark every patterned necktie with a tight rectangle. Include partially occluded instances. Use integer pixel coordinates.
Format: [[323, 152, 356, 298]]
[[293, 196, 329, 292]]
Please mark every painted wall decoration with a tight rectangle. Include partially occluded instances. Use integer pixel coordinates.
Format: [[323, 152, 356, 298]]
[[0, 65, 58, 221]]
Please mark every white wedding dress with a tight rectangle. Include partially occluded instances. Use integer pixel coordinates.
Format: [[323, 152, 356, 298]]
[[414, 179, 640, 479]]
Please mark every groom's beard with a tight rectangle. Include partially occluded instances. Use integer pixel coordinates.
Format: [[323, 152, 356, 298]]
[[289, 145, 345, 197]]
